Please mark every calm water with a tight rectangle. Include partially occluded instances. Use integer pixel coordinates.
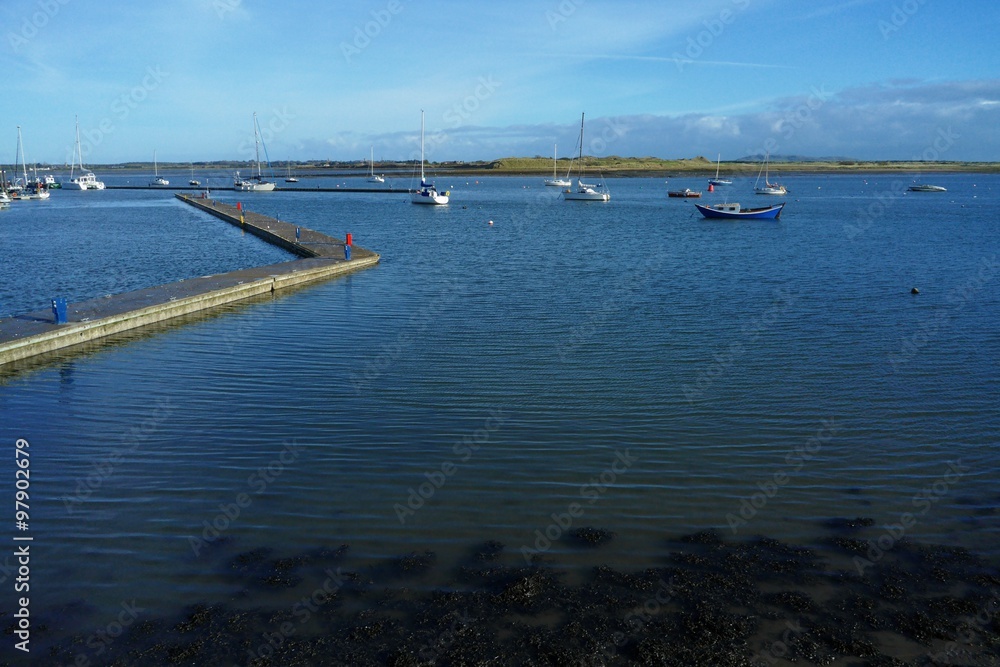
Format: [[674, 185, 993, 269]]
[[1, 171, 998, 646]]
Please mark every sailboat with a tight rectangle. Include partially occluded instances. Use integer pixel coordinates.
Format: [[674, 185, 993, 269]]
[[234, 112, 276, 192], [708, 153, 731, 186], [12, 127, 50, 200], [562, 113, 610, 202], [189, 165, 200, 186], [284, 162, 298, 183], [544, 143, 570, 187], [0, 169, 10, 207], [149, 150, 169, 186], [367, 146, 384, 183], [410, 110, 448, 205], [754, 152, 786, 195], [67, 119, 107, 190]]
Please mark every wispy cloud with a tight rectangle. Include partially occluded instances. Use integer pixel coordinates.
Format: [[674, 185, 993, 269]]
[[531, 52, 798, 70]]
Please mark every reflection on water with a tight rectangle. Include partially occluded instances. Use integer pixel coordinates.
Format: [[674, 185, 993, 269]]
[[1, 174, 998, 652]]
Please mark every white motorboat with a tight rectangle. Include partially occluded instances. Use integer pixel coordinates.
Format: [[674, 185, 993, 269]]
[[410, 111, 448, 205], [563, 113, 610, 202], [544, 143, 571, 187]]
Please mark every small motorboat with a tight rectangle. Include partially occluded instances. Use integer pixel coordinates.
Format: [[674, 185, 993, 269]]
[[908, 184, 947, 192], [668, 188, 702, 198]]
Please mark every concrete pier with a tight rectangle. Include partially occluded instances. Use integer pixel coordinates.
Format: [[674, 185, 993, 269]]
[[0, 195, 379, 368]]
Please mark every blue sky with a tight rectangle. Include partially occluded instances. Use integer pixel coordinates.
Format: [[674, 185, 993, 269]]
[[2, 0, 998, 164]]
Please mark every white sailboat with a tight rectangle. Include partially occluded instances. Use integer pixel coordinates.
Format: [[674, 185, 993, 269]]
[[367, 146, 384, 183], [708, 153, 731, 186], [234, 112, 275, 192], [562, 113, 610, 202], [149, 150, 169, 186], [67, 116, 105, 190], [410, 110, 448, 205], [754, 152, 786, 195], [543, 143, 571, 187], [13, 127, 50, 200], [284, 162, 298, 183]]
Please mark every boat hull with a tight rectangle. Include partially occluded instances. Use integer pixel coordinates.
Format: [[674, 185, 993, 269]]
[[908, 184, 947, 192], [696, 202, 784, 220], [410, 189, 448, 205], [236, 182, 276, 192], [563, 189, 609, 201], [544, 179, 571, 187]]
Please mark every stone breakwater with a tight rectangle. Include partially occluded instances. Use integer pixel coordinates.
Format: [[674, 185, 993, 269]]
[[0, 195, 379, 369]]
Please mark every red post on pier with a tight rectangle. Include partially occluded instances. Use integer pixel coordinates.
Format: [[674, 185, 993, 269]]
[[345, 233, 352, 246], [236, 202, 242, 211]]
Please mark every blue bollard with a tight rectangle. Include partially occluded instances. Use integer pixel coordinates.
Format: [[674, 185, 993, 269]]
[[51, 297, 67, 324], [344, 244, 352, 261]]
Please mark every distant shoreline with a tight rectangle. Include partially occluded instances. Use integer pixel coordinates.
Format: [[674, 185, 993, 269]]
[[9, 158, 1000, 176]]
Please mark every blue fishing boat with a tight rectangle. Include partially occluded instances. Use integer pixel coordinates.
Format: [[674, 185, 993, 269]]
[[695, 201, 784, 220]]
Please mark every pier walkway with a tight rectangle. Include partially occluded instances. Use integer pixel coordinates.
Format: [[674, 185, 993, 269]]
[[0, 194, 379, 368]]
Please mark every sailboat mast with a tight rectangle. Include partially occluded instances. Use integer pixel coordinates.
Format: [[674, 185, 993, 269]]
[[253, 112, 262, 179], [17, 126, 28, 183], [419, 110, 425, 182]]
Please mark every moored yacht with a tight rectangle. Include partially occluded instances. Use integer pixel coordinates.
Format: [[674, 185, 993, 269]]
[[563, 113, 610, 202], [410, 111, 448, 205]]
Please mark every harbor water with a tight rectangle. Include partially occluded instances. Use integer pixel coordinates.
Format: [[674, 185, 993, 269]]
[[1, 171, 998, 659]]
